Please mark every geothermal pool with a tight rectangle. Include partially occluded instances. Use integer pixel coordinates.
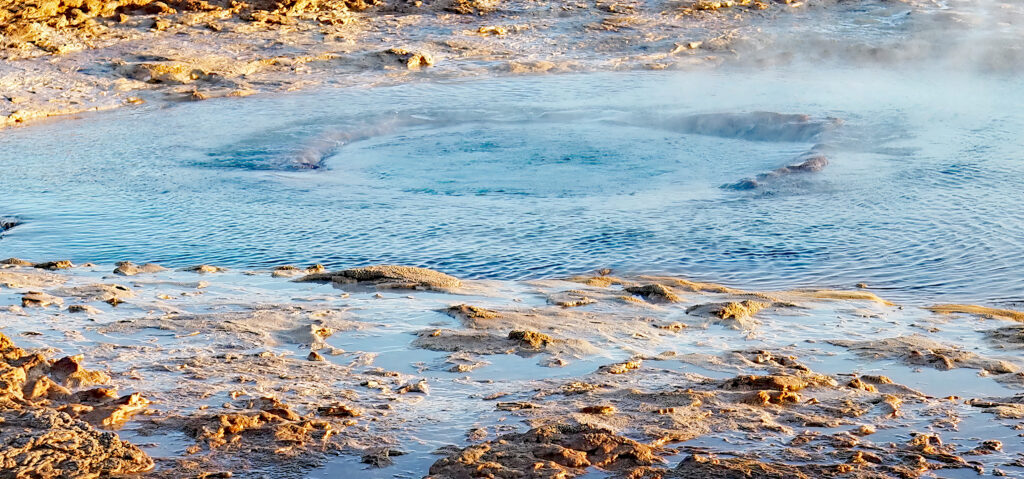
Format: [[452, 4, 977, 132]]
[[1, 68, 1022, 305], [3, 1, 1024, 478]]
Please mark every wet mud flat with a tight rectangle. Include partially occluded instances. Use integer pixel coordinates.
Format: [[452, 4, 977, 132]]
[[2, 260, 1024, 478]]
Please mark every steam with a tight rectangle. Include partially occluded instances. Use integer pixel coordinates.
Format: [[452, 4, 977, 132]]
[[721, 0, 1024, 73]]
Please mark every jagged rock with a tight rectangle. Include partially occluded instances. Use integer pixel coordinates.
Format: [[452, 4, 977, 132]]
[[0, 408, 154, 478]]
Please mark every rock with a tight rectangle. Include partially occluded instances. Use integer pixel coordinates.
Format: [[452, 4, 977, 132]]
[[21, 291, 63, 308], [271, 264, 322, 278], [722, 374, 814, 392], [382, 48, 434, 69], [0, 217, 21, 232], [580, 405, 616, 415], [445, 304, 499, 320], [23, 375, 72, 400], [567, 275, 626, 288], [547, 291, 596, 307], [428, 424, 661, 477], [723, 148, 830, 190], [670, 454, 869, 478], [599, 358, 641, 374], [362, 448, 407, 467], [298, 265, 461, 291], [0, 333, 152, 476], [182, 264, 226, 273], [847, 377, 877, 392], [624, 284, 682, 303], [113, 261, 167, 276], [317, 403, 362, 417], [116, 62, 211, 84], [80, 392, 152, 427], [49, 355, 111, 388], [685, 300, 770, 329], [445, 0, 499, 14], [58, 283, 135, 304], [507, 330, 553, 349], [398, 379, 429, 394], [496, 401, 537, 411], [307, 351, 325, 361], [0, 257, 33, 266], [68, 304, 103, 314], [853, 424, 876, 436], [34, 260, 73, 270], [0, 408, 154, 477], [742, 390, 800, 406]]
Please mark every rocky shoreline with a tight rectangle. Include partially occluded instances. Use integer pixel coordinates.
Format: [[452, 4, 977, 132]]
[[2, 259, 1023, 477], [5, 0, 991, 129], [0, 0, 767, 127]]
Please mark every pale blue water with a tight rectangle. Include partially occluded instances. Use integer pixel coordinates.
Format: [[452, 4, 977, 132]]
[[1, 67, 1022, 304]]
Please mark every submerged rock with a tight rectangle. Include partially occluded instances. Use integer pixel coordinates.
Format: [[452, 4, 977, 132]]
[[0, 217, 20, 232], [664, 112, 841, 143], [298, 265, 462, 291], [723, 147, 831, 190]]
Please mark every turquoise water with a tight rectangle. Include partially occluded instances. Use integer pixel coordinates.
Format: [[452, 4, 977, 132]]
[[1, 67, 1022, 304]]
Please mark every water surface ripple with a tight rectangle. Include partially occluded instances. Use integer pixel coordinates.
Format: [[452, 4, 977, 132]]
[[1, 69, 1021, 305]]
